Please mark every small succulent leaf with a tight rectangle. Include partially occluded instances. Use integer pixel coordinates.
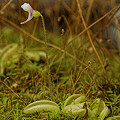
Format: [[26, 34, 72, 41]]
[[91, 98, 106, 116], [64, 104, 83, 111], [0, 44, 18, 74], [87, 108, 96, 118], [98, 107, 110, 120], [64, 104, 86, 116], [71, 94, 86, 105], [64, 94, 82, 107], [24, 100, 60, 114], [106, 116, 120, 120], [24, 104, 60, 114], [91, 98, 100, 109]]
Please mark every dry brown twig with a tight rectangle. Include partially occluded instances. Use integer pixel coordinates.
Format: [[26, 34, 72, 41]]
[[0, 78, 27, 104], [0, 0, 13, 14], [66, 3, 120, 47], [75, 0, 109, 82]]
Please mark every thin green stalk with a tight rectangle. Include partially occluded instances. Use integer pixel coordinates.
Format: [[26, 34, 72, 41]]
[[39, 13, 52, 96]]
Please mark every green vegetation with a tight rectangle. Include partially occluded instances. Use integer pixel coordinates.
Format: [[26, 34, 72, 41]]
[[0, 26, 120, 119], [0, 0, 120, 119]]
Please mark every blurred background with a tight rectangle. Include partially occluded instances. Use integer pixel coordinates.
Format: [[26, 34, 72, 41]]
[[0, 0, 120, 51]]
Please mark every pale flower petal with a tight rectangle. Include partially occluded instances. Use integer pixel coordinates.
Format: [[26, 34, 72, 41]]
[[20, 3, 34, 24], [21, 3, 32, 12]]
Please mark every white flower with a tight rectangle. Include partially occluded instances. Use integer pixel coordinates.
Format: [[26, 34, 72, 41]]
[[20, 3, 34, 24]]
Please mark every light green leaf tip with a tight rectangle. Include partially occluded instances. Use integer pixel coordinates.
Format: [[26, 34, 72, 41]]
[[71, 94, 86, 105], [98, 106, 110, 120], [64, 94, 82, 107]]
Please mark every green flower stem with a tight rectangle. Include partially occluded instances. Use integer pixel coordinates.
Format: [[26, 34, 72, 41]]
[[34, 11, 52, 97]]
